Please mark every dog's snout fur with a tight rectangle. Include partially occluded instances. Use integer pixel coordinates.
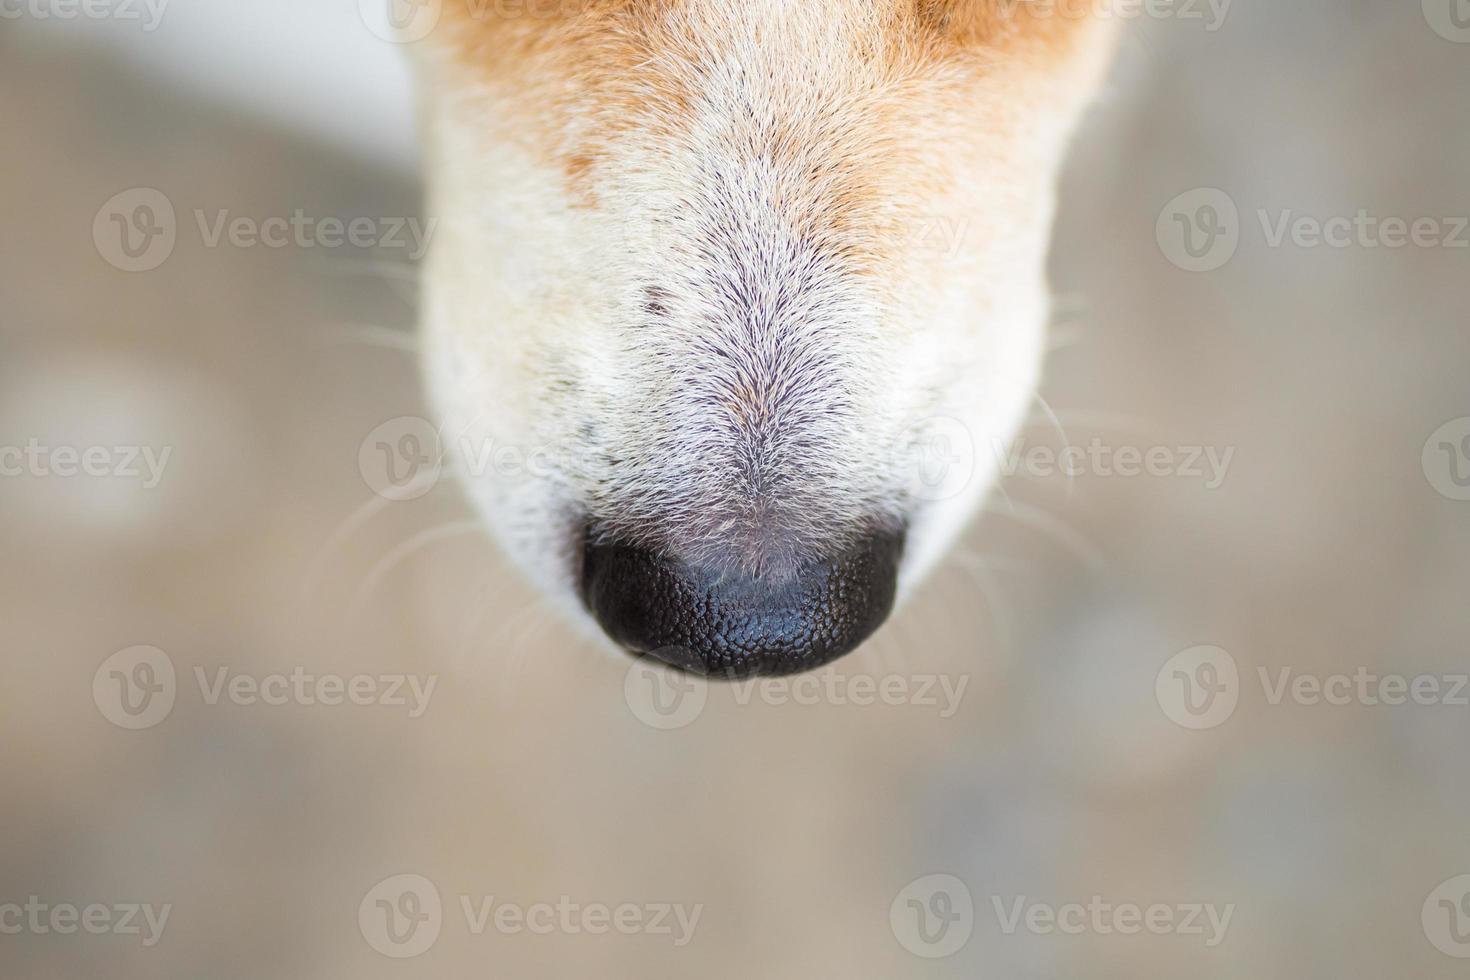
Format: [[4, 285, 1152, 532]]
[[412, 0, 1117, 671]]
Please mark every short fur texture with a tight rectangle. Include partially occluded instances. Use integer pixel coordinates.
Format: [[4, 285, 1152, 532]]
[[412, 0, 1116, 629]]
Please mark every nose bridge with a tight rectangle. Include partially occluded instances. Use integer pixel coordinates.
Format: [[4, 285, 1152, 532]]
[[605, 221, 887, 578]]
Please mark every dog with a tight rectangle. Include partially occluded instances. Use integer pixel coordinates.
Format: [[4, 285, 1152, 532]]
[[410, 0, 1117, 677]]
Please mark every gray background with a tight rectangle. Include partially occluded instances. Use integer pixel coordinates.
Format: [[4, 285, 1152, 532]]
[[2, 2, 1468, 977]]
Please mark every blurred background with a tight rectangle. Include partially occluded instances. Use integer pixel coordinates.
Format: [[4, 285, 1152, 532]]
[[3, 2, 1468, 977]]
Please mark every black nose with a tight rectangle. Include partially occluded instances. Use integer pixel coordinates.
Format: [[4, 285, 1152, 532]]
[[580, 529, 904, 678]]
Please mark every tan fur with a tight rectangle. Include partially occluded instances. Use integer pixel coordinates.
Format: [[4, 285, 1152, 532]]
[[424, 0, 1113, 207]]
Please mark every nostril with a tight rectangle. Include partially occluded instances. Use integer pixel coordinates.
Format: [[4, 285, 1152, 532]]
[[579, 528, 904, 678]]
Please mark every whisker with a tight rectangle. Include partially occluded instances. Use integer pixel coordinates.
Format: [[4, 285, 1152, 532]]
[[982, 500, 1106, 572], [948, 551, 1013, 656], [315, 256, 422, 283], [865, 612, 909, 681], [1020, 410, 1161, 440], [313, 256, 422, 308], [503, 606, 562, 680], [1046, 326, 1090, 354], [1031, 391, 1076, 498], [301, 478, 447, 598], [349, 520, 486, 616], [311, 322, 420, 355], [990, 472, 1018, 513], [452, 578, 505, 667], [476, 600, 550, 679]]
